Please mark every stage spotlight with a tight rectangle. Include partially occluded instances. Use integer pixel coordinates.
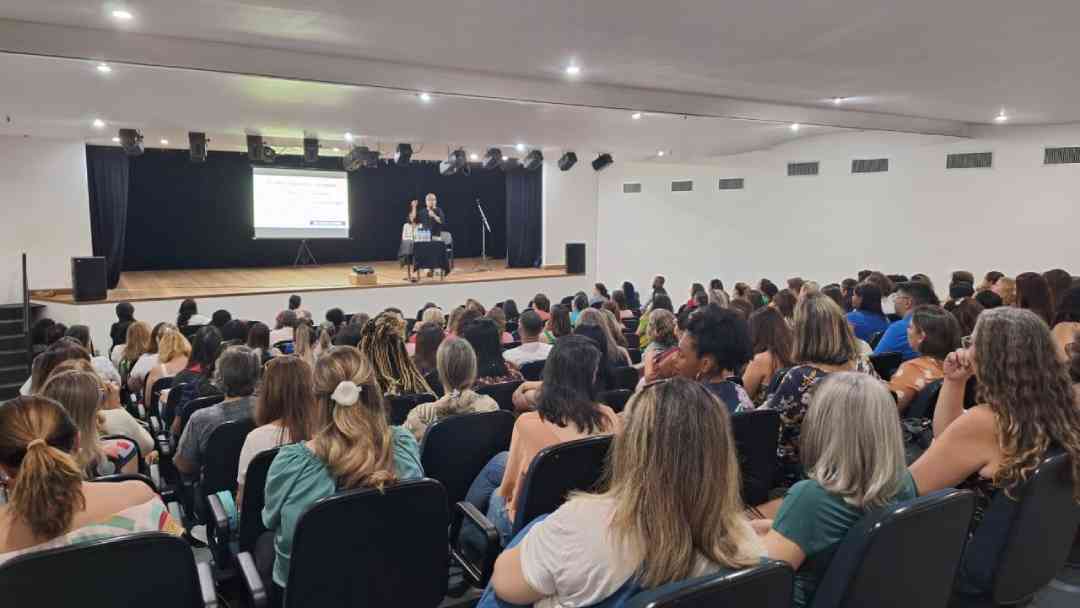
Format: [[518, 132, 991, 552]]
[[558, 151, 577, 171], [188, 132, 207, 163], [261, 145, 277, 164], [591, 153, 613, 171], [439, 148, 467, 176], [522, 149, 544, 171], [395, 143, 413, 165], [482, 147, 502, 170], [246, 135, 264, 162], [342, 145, 377, 171], [118, 128, 144, 156], [303, 138, 319, 164]]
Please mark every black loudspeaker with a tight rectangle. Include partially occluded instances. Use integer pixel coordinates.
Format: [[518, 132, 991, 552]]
[[565, 243, 586, 274], [188, 132, 207, 163], [246, 135, 264, 162], [71, 257, 107, 301], [118, 129, 144, 157], [303, 138, 319, 164]]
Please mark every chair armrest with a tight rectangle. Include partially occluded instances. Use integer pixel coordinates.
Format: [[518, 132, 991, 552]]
[[450, 500, 501, 587], [150, 463, 161, 490], [149, 416, 162, 434], [167, 499, 184, 525], [207, 493, 230, 535], [196, 560, 219, 608], [237, 551, 268, 608], [156, 433, 173, 458]]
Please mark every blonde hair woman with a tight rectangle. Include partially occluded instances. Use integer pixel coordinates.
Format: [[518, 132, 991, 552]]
[[763, 293, 874, 488], [576, 308, 631, 367], [40, 369, 139, 477], [421, 306, 445, 328], [992, 276, 1017, 306], [762, 373, 916, 608], [142, 330, 191, 405], [642, 309, 679, 383], [489, 377, 763, 606], [404, 338, 499, 441], [117, 321, 152, 386], [293, 323, 316, 368], [262, 346, 424, 590]]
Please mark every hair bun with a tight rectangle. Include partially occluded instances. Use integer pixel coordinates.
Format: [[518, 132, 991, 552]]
[[331, 381, 362, 407], [25, 438, 47, 450]]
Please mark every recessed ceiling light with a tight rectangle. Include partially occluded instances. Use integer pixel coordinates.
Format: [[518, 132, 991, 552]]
[[515, 143, 526, 153], [92, 118, 106, 129], [344, 132, 354, 143], [470, 153, 479, 161], [565, 64, 582, 76], [419, 92, 432, 102], [160, 139, 168, 145], [831, 97, 845, 105], [789, 123, 801, 132], [502, 156, 509, 162], [656, 150, 666, 157], [111, 9, 133, 21], [631, 112, 642, 120], [994, 110, 1009, 123], [96, 63, 112, 74], [111, 136, 120, 143]]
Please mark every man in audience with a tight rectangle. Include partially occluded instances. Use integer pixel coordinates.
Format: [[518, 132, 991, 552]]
[[288, 294, 311, 321], [269, 310, 298, 345], [873, 281, 937, 361], [503, 310, 553, 367]]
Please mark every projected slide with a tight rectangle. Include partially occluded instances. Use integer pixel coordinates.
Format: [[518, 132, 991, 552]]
[[252, 167, 350, 239]]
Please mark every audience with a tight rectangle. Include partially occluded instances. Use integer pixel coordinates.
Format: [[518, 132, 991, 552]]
[[210, 309, 232, 330], [1015, 271, 1056, 326], [246, 321, 273, 364], [109, 302, 135, 358], [359, 314, 432, 395], [621, 281, 641, 312], [177, 298, 209, 329], [641, 309, 679, 383], [128, 322, 175, 392], [570, 292, 589, 326], [412, 321, 446, 377], [143, 331, 192, 405], [951, 298, 985, 337], [287, 294, 311, 321], [41, 367, 138, 476], [636, 293, 673, 349], [404, 338, 499, 441], [771, 289, 797, 326], [873, 281, 937, 361], [293, 323, 316, 368], [992, 276, 1017, 306], [269, 310, 299, 346], [540, 304, 571, 345], [1044, 268, 1073, 309], [743, 307, 795, 403], [610, 289, 634, 319], [591, 282, 610, 305], [114, 320, 150, 385], [577, 308, 631, 367], [762, 373, 917, 608], [973, 289, 1003, 310], [888, 305, 962, 411], [63, 324, 121, 385], [501, 300, 520, 325], [977, 270, 1005, 292], [1052, 286, 1080, 358], [461, 318, 524, 386], [845, 283, 890, 343], [325, 307, 346, 331], [502, 310, 552, 367], [263, 346, 423, 591], [486, 306, 515, 345], [531, 293, 551, 321], [676, 305, 755, 413], [171, 325, 224, 401], [759, 278, 779, 302]]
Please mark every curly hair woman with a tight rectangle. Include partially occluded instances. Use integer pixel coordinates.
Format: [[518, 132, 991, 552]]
[[358, 313, 432, 396]]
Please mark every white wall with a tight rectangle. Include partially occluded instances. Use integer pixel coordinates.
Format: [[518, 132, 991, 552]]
[[596, 125, 1080, 299], [0, 136, 92, 302], [542, 159, 599, 274]]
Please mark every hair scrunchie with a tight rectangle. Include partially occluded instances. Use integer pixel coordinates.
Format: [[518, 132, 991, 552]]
[[331, 381, 362, 406]]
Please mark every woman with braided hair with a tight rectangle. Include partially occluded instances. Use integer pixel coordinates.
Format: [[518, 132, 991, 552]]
[[358, 313, 432, 396]]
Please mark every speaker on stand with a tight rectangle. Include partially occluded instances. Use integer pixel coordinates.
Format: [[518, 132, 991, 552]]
[[565, 243, 586, 275]]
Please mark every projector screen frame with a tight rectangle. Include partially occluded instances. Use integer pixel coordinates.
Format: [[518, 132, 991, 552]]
[[252, 166, 352, 240]]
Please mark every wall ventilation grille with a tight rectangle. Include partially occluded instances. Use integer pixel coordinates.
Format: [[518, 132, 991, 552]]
[[851, 158, 889, 173], [787, 162, 819, 176], [622, 182, 642, 194], [946, 152, 993, 169], [1044, 147, 1080, 165], [718, 178, 745, 190], [671, 180, 693, 192]]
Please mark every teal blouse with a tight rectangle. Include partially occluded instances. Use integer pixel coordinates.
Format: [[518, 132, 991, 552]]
[[261, 426, 424, 587]]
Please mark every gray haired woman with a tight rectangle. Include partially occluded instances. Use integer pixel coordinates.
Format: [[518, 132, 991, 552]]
[[403, 337, 499, 441]]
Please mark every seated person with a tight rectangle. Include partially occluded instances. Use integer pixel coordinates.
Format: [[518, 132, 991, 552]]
[[502, 310, 552, 368], [359, 313, 433, 396], [762, 373, 918, 608], [262, 346, 423, 591], [538, 305, 571, 345], [0, 396, 182, 564], [889, 305, 961, 411], [23, 337, 91, 396], [742, 308, 795, 403], [143, 330, 191, 405], [676, 305, 755, 413], [404, 338, 499, 441], [63, 325, 121, 386], [641, 309, 679, 383], [269, 310, 299, 348], [174, 346, 260, 476], [845, 283, 890, 343], [486, 307, 516, 345], [461, 318, 524, 387], [873, 281, 938, 361], [486, 378, 764, 607]]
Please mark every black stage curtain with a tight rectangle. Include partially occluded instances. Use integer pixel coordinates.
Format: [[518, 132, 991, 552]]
[[505, 169, 543, 268], [96, 146, 509, 271], [86, 147, 131, 287]]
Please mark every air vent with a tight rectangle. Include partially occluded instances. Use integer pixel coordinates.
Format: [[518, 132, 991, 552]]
[[718, 178, 745, 190], [946, 152, 992, 169], [851, 158, 889, 173], [787, 162, 819, 176], [622, 182, 642, 194], [671, 180, 693, 192], [1044, 147, 1080, 165]]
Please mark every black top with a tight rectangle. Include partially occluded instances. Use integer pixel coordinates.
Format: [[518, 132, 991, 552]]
[[418, 205, 445, 236]]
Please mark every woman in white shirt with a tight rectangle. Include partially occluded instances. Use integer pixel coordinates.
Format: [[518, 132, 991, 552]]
[[488, 377, 764, 607], [128, 322, 176, 393], [235, 356, 319, 504]]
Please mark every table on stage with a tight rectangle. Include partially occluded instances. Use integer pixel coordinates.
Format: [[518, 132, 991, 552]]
[[412, 241, 451, 279]]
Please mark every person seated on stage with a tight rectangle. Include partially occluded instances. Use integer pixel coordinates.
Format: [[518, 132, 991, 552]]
[[177, 298, 210, 331], [287, 294, 311, 322], [269, 310, 299, 349], [421, 192, 446, 236], [143, 331, 191, 405], [540, 304, 572, 345], [404, 338, 499, 442], [358, 313, 433, 396], [504, 310, 553, 368], [461, 318, 524, 387], [486, 307, 516, 345], [531, 294, 551, 322]]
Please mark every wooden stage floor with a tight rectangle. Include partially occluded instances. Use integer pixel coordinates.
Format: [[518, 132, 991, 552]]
[[33, 258, 568, 304]]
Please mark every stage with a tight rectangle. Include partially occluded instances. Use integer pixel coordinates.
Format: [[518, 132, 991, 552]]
[[32, 258, 567, 304]]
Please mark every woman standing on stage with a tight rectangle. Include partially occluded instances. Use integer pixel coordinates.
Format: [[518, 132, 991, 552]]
[[399, 200, 420, 281]]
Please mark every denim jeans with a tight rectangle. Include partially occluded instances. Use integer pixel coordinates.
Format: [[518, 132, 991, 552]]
[[465, 451, 509, 512]]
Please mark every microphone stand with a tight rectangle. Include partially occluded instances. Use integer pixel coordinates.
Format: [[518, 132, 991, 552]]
[[476, 198, 492, 272]]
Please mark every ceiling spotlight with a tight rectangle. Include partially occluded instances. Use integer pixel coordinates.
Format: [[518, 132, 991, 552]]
[[790, 123, 801, 132], [482, 148, 503, 170], [994, 110, 1009, 123], [419, 92, 432, 102], [118, 129, 144, 156], [344, 132, 354, 143], [831, 97, 845, 105], [558, 152, 577, 171], [631, 112, 642, 120], [656, 150, 666, 157], [522, 150, 544, 171], [440, 149, 467, 176], [160, 139, 168, 145], [591, 153, 614, 171], [394, 143, 413, 165], [515, 143, 526, 153], [111, 136, 120, 143], [96, 63, 112, 74], [92, 118, 106, 129], [565, 64, 582, 76], [111, 9, 134, 21], [470, 153, 479, 161]]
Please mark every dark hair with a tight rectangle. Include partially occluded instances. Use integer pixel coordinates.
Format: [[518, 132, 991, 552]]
[[288, 294, 302, 310], [1044, 269, 1072, 308], [537, 335, 609, 434], [911, 305, 962, 360], [1015, 272, 1055, 326], [729, 298, 753, 320], [887, 274, 908, 285], [693, 291, 709, 308], [221, 319, 249, 343], [246, 321, 271, 351], [190, 325, 224, 370], [651, 293, 674, 312], [787, 277, 805, 294], [601, 300, 620, 319], [595, 283, 610, 299], [984, 270, 1005, 285], [709, 278, 724, 291], [975, 289, 1003, 310], [548, 305, 572, 338], [326, 307, 346, 328], [866, 272, 894, 295], [622, 282, 640, 310], [759, 279, 778, 300], [517, 309, 543, 338], [211, 309, 232, 329], [690, 283, 706, 298], [332, 323, 363, 347], [461, 318, 508, 378], [115, 302, 135, 322], [822, 284, 844, 309], [573, 292, 589, 312], [455, 307, 483, 335], [1053, 287, 1080, 325], [685, 305, 753, 373], [949, 282, 975, 301], [857, 270, 873, 282], [63, 325, 94, 355], [772, 289, 797, 319], [413, 322, 445, 376], [31, 319, 56, 346], [841, 278, 858, 292], [177, 298, 198, 327], [611, 290, 628, 311], [951, 270, 975, 286], [749, 307, 795, 368], [897, 281, 938, 306], [45, 323, 67, 346], [951, 298, 984, 336], [854, 283, 885, 316], [502, 299, 520, 321], [257, 356, 317, 443], [911, 273, 934, 290], [275, 309, 299, 330], [30, 338, 91, 393], [652, 275, 666, 289], [533, 293, 551, 313]]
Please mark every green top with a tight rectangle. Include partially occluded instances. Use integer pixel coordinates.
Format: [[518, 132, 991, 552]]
[[261, 426, 424, 587], [773, 471, 918, 608]]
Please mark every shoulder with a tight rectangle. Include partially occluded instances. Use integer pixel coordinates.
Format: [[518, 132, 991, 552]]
[[87, 479, 156, 508], [943, 404, 998, 439], [391, 426, 421, 451], [475, 394, 500, 411]]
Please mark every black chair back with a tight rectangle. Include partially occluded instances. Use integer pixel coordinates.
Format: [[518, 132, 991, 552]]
[[513, 434, 613, 532], [95, 472, 158, 493], [730, 410, 780, 507], [628, 348, 642, 364], [810, 489, 976, 608], [387, 393, 437, 425], [598, 389, 633, 413], [178, 394, 225, 437], [612, 365, 639, 391], [905, 379, 943, 419], [976, 450, 1080, 604], [520, 359, 546, 381], [148, 376, 174, 415], [162, 381, 190, 428], [869, 352, 903, 380], [0, 532, 204, 608], [202, 417, 256, 495], [502, 341, 522, 351], [476, 380, 523, 411], [286, 479, 449, 607], [624, 332, 641, 350], [868, 331, 885, 349], [421, 411, 515, 512], [626, 560, 794, 608]]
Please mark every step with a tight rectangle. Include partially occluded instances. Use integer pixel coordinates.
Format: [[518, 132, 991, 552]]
[[0, 334, 25, 351], [0, 303, 44, 322], [0, 319, 24, 338], [0, 350, 28, 367], [0, 382, 21, 401], [0, 365, 28, 385]]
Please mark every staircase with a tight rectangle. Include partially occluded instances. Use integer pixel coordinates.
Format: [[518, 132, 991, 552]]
[[0, 304, 34, 400]]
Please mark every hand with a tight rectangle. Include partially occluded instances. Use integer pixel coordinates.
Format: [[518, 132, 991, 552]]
[[943, 348, 975, 383], [750, 518, 774, 536], [104, 381, 122, 409], [145, 450, 159, 465]]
